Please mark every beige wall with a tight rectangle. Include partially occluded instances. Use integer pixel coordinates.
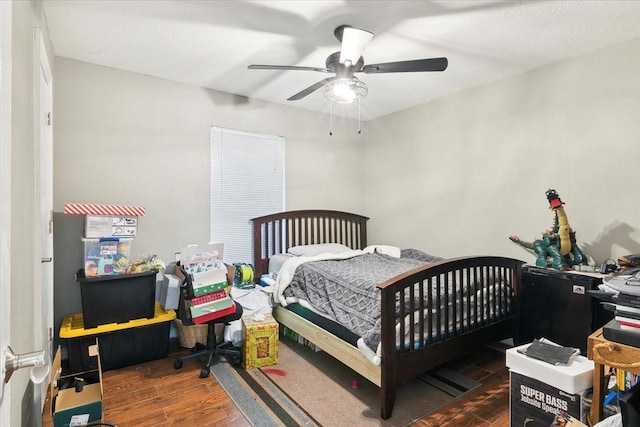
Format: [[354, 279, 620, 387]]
[[364, 36, 640, 265], [53, 58, 365, 264], [52, 32, 640, 269]]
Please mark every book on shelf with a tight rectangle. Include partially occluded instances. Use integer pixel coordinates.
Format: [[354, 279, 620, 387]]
[[616, 320, 640, 332], [616, 307, 640, 319], [614, 293, 640, 309], [617, 368, 640, 392], [616, 302, 640, 312]]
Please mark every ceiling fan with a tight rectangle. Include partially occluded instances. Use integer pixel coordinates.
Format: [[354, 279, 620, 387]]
[[248, 25, 448, 103]]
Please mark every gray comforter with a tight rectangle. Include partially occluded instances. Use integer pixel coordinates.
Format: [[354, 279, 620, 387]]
[[279, 249, 442, 352]]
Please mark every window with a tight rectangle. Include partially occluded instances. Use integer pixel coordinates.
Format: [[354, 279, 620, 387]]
[[210, 127, 285, 265]]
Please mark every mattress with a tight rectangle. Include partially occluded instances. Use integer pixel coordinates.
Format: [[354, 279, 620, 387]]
[[285, 303, 360, 346]]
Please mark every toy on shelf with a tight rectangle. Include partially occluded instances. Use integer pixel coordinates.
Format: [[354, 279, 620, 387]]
[[509, 189, 588, 271]]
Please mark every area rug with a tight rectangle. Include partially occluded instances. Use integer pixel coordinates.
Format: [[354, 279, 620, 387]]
[[213, 337, 480, 426]]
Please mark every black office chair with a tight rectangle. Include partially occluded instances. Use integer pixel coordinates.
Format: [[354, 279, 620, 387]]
[[173, 303, 243, 378]]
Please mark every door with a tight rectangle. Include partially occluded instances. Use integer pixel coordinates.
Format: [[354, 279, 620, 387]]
[[34, 27, 54, 410], [0, 0, 11, 423]]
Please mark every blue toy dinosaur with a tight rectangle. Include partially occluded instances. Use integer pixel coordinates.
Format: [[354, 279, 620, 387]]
[[509, 189, 588, 270]]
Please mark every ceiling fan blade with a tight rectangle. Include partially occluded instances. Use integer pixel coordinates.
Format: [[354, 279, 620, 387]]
[[362, 57, 448, 74], [287, 77, 337, 101], [339, 27, 373, 65], [248, 64, 329, 73]]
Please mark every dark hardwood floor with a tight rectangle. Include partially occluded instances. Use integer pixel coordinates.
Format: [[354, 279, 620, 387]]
[[43, 340, 510, 427]]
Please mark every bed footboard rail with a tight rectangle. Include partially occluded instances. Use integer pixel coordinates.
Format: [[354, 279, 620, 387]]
[[376, 256, 523, 418]]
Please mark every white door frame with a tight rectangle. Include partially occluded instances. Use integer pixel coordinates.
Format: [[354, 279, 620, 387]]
[[0, 0, 12, 422], [33, 27, 53, 410]]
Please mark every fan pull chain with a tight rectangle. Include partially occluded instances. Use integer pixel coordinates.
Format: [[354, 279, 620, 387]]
[[357, 99, 362, 134], [329, 100, 333, 136]]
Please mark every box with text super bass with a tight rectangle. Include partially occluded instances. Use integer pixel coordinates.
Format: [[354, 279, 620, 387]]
[[510, 372, 587, 426], [507, 343, 593, 425], [243, 314, 278, 369]]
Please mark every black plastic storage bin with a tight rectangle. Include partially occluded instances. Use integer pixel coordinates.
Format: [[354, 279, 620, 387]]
[[77, 269, 157, 328], [60, 302, 176, 372]]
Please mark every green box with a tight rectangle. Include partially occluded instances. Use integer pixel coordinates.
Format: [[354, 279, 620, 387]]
[[191, 281, 228, 297], [187, 294, 234, 318]]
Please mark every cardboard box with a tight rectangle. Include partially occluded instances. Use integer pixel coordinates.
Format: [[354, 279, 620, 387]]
[[186, 291, 234, 323], [243, 314, 279, 369], [174, 263, 229, 298], [160, 272, 181, 310], [85, 214, 137, 238], [507, 343, 593, 425], [506, 343, 593, 394], [51, 341, 103, 427], [510, 372, 588, 426]]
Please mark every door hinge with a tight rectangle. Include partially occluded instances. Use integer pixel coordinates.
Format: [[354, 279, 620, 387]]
[[49, 327, 53, 341], [47, 112, 52, 126]]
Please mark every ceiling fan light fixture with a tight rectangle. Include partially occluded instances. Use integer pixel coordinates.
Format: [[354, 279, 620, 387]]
[[323, 78, 368, 103], [338, 26, 373, 65]]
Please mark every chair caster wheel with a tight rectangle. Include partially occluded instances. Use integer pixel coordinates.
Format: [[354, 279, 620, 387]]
[[200, 368, 210, 378], [230, 355, 242, 367], [174, 360, 183, 369]]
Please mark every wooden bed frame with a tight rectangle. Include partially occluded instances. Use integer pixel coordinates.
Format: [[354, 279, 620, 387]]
[[252, 210, 522, 420]]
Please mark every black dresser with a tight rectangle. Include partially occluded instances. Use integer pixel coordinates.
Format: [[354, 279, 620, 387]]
[[517, 265, 614, 354]]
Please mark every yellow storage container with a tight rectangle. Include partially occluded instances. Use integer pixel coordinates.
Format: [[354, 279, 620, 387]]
[[60, 302, 176, 372]]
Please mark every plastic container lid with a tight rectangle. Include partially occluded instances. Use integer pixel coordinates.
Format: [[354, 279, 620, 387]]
[[60, 302, 176, 337]]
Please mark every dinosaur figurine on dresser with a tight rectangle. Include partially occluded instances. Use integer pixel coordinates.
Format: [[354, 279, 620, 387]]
[[509, 189, 588, 270]]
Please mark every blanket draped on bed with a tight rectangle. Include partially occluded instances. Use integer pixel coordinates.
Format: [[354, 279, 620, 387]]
[[274, 247, 442, 360]]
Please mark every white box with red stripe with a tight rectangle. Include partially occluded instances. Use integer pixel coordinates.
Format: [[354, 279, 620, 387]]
[[85, 215, 137, 238], [64, 203, 146, 238]]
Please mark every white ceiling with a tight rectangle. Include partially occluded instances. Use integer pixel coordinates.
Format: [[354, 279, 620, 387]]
[[43, 0, 640, 121]]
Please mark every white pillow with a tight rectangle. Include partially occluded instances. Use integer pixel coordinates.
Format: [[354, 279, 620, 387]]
[[287, 243, 352, 257]]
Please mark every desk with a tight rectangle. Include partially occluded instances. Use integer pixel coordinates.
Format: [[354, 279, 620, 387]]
[[587, 327, 640, 423]]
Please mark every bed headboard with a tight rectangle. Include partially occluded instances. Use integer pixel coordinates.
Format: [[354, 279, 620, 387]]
[[251, 210, 369, 278]]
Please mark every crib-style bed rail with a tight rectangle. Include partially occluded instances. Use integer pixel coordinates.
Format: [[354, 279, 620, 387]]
[[377, 256, 522, 418]]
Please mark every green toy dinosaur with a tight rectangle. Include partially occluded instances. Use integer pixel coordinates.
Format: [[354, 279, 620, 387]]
[[509, 189, 588, 271]]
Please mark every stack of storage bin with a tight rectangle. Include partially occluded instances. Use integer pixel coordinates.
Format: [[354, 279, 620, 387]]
[[61, 203, 176, 371]]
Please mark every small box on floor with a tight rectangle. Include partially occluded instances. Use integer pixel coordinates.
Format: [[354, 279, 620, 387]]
[[243, 314, 279, 369], [507, 343, 593, 425], [51, 341, 103, 427]]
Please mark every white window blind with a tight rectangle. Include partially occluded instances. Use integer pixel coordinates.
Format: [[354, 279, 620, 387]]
[[210, 127, 285, 265]]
